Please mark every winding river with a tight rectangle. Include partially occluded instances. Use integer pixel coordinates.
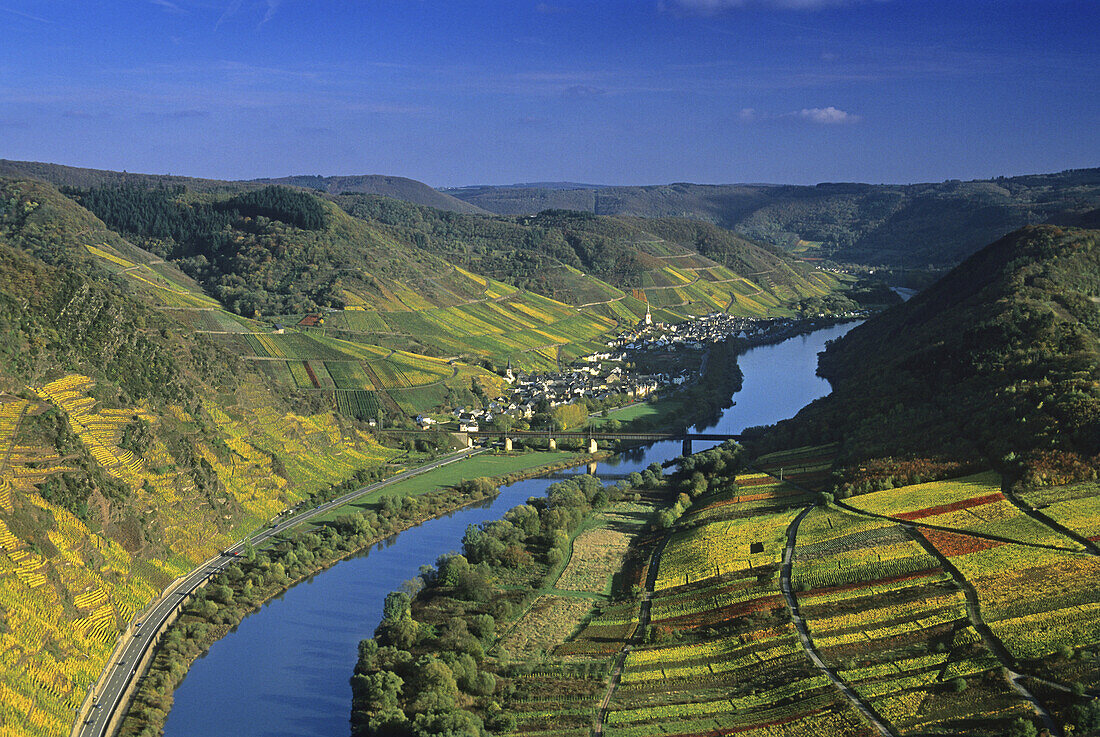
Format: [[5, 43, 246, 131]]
[[162, 321, 857, 737]]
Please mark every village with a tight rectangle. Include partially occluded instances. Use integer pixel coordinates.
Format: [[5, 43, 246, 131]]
[[429, 309, 857, 433]]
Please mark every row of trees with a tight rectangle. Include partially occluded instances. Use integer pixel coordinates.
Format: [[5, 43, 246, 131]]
[[118, 479, 502, 737]]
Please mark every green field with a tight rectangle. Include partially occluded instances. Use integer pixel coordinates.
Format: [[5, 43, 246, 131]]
[[312, 451, 585, 523]]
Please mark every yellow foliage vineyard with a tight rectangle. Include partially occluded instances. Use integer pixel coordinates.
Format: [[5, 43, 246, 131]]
[[0, 376, 397, 737]]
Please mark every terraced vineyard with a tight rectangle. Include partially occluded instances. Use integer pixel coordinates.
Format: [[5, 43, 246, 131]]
[[503, 453, 1100, 737], [0, 375, 397, 737]]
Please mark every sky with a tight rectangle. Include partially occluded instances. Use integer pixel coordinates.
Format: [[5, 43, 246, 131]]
[[0, 0, 1097, 187]]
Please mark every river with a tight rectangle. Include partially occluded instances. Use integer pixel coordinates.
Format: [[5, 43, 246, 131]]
[[162, 321, 857, 737]]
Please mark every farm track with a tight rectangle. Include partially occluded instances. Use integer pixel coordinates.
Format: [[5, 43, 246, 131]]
[[781, 506, 897, 737], [1000, 486, 1100, 556], [904, 524, 1064, 736], [577, 295, 626, 308], [593, 534, 667, 736]]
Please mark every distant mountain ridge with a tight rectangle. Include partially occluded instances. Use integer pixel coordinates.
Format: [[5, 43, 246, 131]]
[[10, 158, 1099, 268], [446, 170, 1100, 268], [0, 159, 483, 214]]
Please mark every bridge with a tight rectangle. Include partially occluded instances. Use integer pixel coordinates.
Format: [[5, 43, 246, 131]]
[[384, 428, 739, 454], [403, 429, 741, 455]]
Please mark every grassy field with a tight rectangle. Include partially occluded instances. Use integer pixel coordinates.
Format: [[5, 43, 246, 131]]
[[312, 451, 585, 523]]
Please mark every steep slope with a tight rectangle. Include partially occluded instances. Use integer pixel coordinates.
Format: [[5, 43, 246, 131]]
[[335, 194, 844, 317], [446, 170, 1100, 268], [751, 225, 1100, 488], [0, 181, 405, 737], [61, 182, 499, 316]]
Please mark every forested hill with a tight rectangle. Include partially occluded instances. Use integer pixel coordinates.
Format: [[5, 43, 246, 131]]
[[445, 170, 1100, 268], [335, 194, 841, 310], [0, 159, 480, 214], [252, 174, 486, 214], [55, 181, 502, 316], [751, 225, 1100, 489]]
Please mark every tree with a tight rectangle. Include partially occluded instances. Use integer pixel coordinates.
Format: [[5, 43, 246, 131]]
[[381, 591, 412, 624], [1006, 717, 1037, 737], [409, 656, 459, 713]]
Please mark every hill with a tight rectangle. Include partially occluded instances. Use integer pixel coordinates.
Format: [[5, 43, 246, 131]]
[[251, 174, 486, 214], [0, 168, 856, 419], [750, 225, 1100, 490], [335, 194, 848, 318], [0, 179, 411, 737], [0, 159, 481, 214], [446, 170, 1100, 268]]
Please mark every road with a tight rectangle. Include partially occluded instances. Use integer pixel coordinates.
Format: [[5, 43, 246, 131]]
[[76, 447, 485, 737], [780, 506, 897, 737]]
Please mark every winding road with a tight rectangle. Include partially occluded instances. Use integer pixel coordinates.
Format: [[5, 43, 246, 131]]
[[780, 507, 897, 737], [75, 447, 485, 737]]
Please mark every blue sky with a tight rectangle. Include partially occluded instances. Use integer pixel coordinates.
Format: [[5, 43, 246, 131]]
[[1, 0, 1096, 186]]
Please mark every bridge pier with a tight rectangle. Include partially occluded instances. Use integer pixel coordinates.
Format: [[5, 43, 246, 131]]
[[504, 437, 513, 452], [682, 438, 692, 456], [548, 437, 556, 451], [587, 438, 598, 454], [588, 461, 598, 475]]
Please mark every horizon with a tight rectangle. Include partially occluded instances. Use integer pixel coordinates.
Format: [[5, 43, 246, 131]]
[[2, 1, 1098, 187], [6, 156, 1095, 192]]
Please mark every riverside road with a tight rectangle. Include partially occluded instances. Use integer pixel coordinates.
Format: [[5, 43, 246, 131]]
[[77, 447, 484, 737]]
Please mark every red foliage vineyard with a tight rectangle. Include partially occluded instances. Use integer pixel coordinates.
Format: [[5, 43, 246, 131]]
[[919, 528, 1004, 557], [895, 492, 1004, 521]]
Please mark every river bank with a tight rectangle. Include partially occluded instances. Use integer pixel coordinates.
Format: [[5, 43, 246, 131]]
[[110, 449, 601, 737], [159, 321, 860, 737]]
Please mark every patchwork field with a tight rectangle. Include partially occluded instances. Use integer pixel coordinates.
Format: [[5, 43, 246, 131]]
[[505, 453, 1100, 737]]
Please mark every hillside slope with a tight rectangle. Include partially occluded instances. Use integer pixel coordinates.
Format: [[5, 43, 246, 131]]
[[447, 170, 1100, 268], [0, 183, 405, 737], [255, 174, 485, 214], [336, 194, 844, 317], [751, 225, 1100, 488]]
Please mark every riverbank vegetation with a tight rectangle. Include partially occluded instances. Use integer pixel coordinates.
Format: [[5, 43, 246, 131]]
[[349, 463, 684, 737], [116, 448, 596, 737], [351, 434, 1100, 736]]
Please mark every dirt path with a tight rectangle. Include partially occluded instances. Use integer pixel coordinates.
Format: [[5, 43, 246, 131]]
[[577, 295, 626, 308], [781, 506, 898, 737], [1001, 485, 1100, 556], [904, 523, 1063, 736], [592, 534, 667, 735], [834, 499, 1085, 556]]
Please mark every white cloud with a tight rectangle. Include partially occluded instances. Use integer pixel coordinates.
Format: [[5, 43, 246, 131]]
[[261, 0, 280, 25], [149, 0, 186, 14], [797, 106, 859, 123], [738, 107, 757, 121]]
